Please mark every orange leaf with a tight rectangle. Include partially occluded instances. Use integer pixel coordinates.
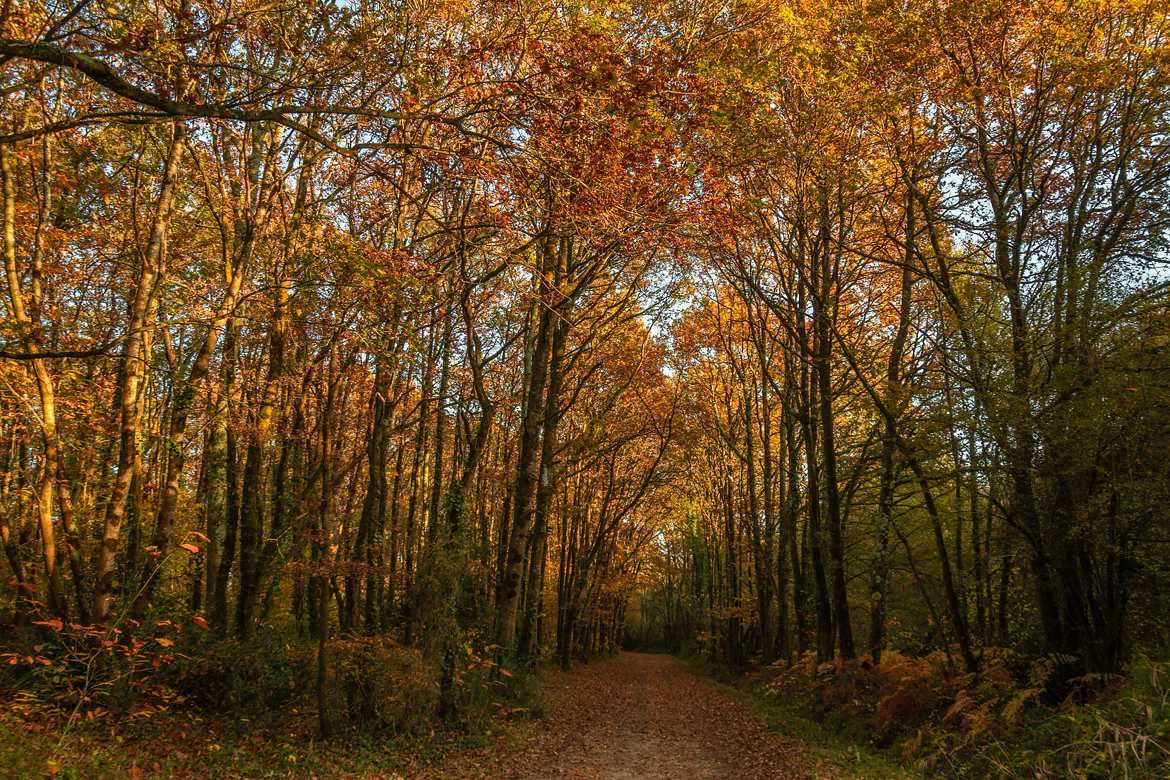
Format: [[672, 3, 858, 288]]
[[179, 543, 200, 554]]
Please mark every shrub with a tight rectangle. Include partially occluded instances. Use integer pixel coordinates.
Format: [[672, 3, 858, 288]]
[[168, 631, 310, 715], [962, 657, 1170, 778], [334, 636, 438, 735], [0, 618, 185, 718], [448, 633, 541, 732]]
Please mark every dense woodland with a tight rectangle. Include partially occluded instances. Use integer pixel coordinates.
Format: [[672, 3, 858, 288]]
[[2, 0, 1170, 774]]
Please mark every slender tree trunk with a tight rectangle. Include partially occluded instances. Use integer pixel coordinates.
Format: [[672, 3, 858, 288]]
[[211, 321, 241, 634], [868, 192, 914, 663], [520, 299, 568, 660], [498, 239, 559, 650], [1, 144, 67, 617], [798, 280, 833, 662], [816, 187, 853, 660], [92, 123, 184, 621]]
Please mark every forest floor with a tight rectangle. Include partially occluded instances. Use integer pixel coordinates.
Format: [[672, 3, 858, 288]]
[[0, 650, 908, 778], [418, 651, 898, 779]]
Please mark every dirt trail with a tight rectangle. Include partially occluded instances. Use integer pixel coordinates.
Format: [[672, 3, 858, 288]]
[[420, 652, 836, 779]]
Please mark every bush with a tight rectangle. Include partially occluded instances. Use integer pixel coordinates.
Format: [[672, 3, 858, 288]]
[[168, 631, 310, 715], [0, 618, 185, 718], [334, 636, 438, 735], [961, 657, 1170, 778], [448, 633, 541, 732]]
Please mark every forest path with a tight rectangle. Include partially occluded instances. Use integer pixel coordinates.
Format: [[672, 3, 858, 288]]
[[417, 651, 834, 779]]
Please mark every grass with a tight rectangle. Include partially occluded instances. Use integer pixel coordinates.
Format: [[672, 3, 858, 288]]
[[724, 682, 913, 778], [681, 652, 1170, 779], [0, 694, 535, 779], [680, 654, 915, 779]]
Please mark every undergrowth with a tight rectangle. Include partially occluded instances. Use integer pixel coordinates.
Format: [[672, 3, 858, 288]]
[[0, 620, 541, 778], [681, 652, 911, 779], [704, 648, 1170, 778]]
